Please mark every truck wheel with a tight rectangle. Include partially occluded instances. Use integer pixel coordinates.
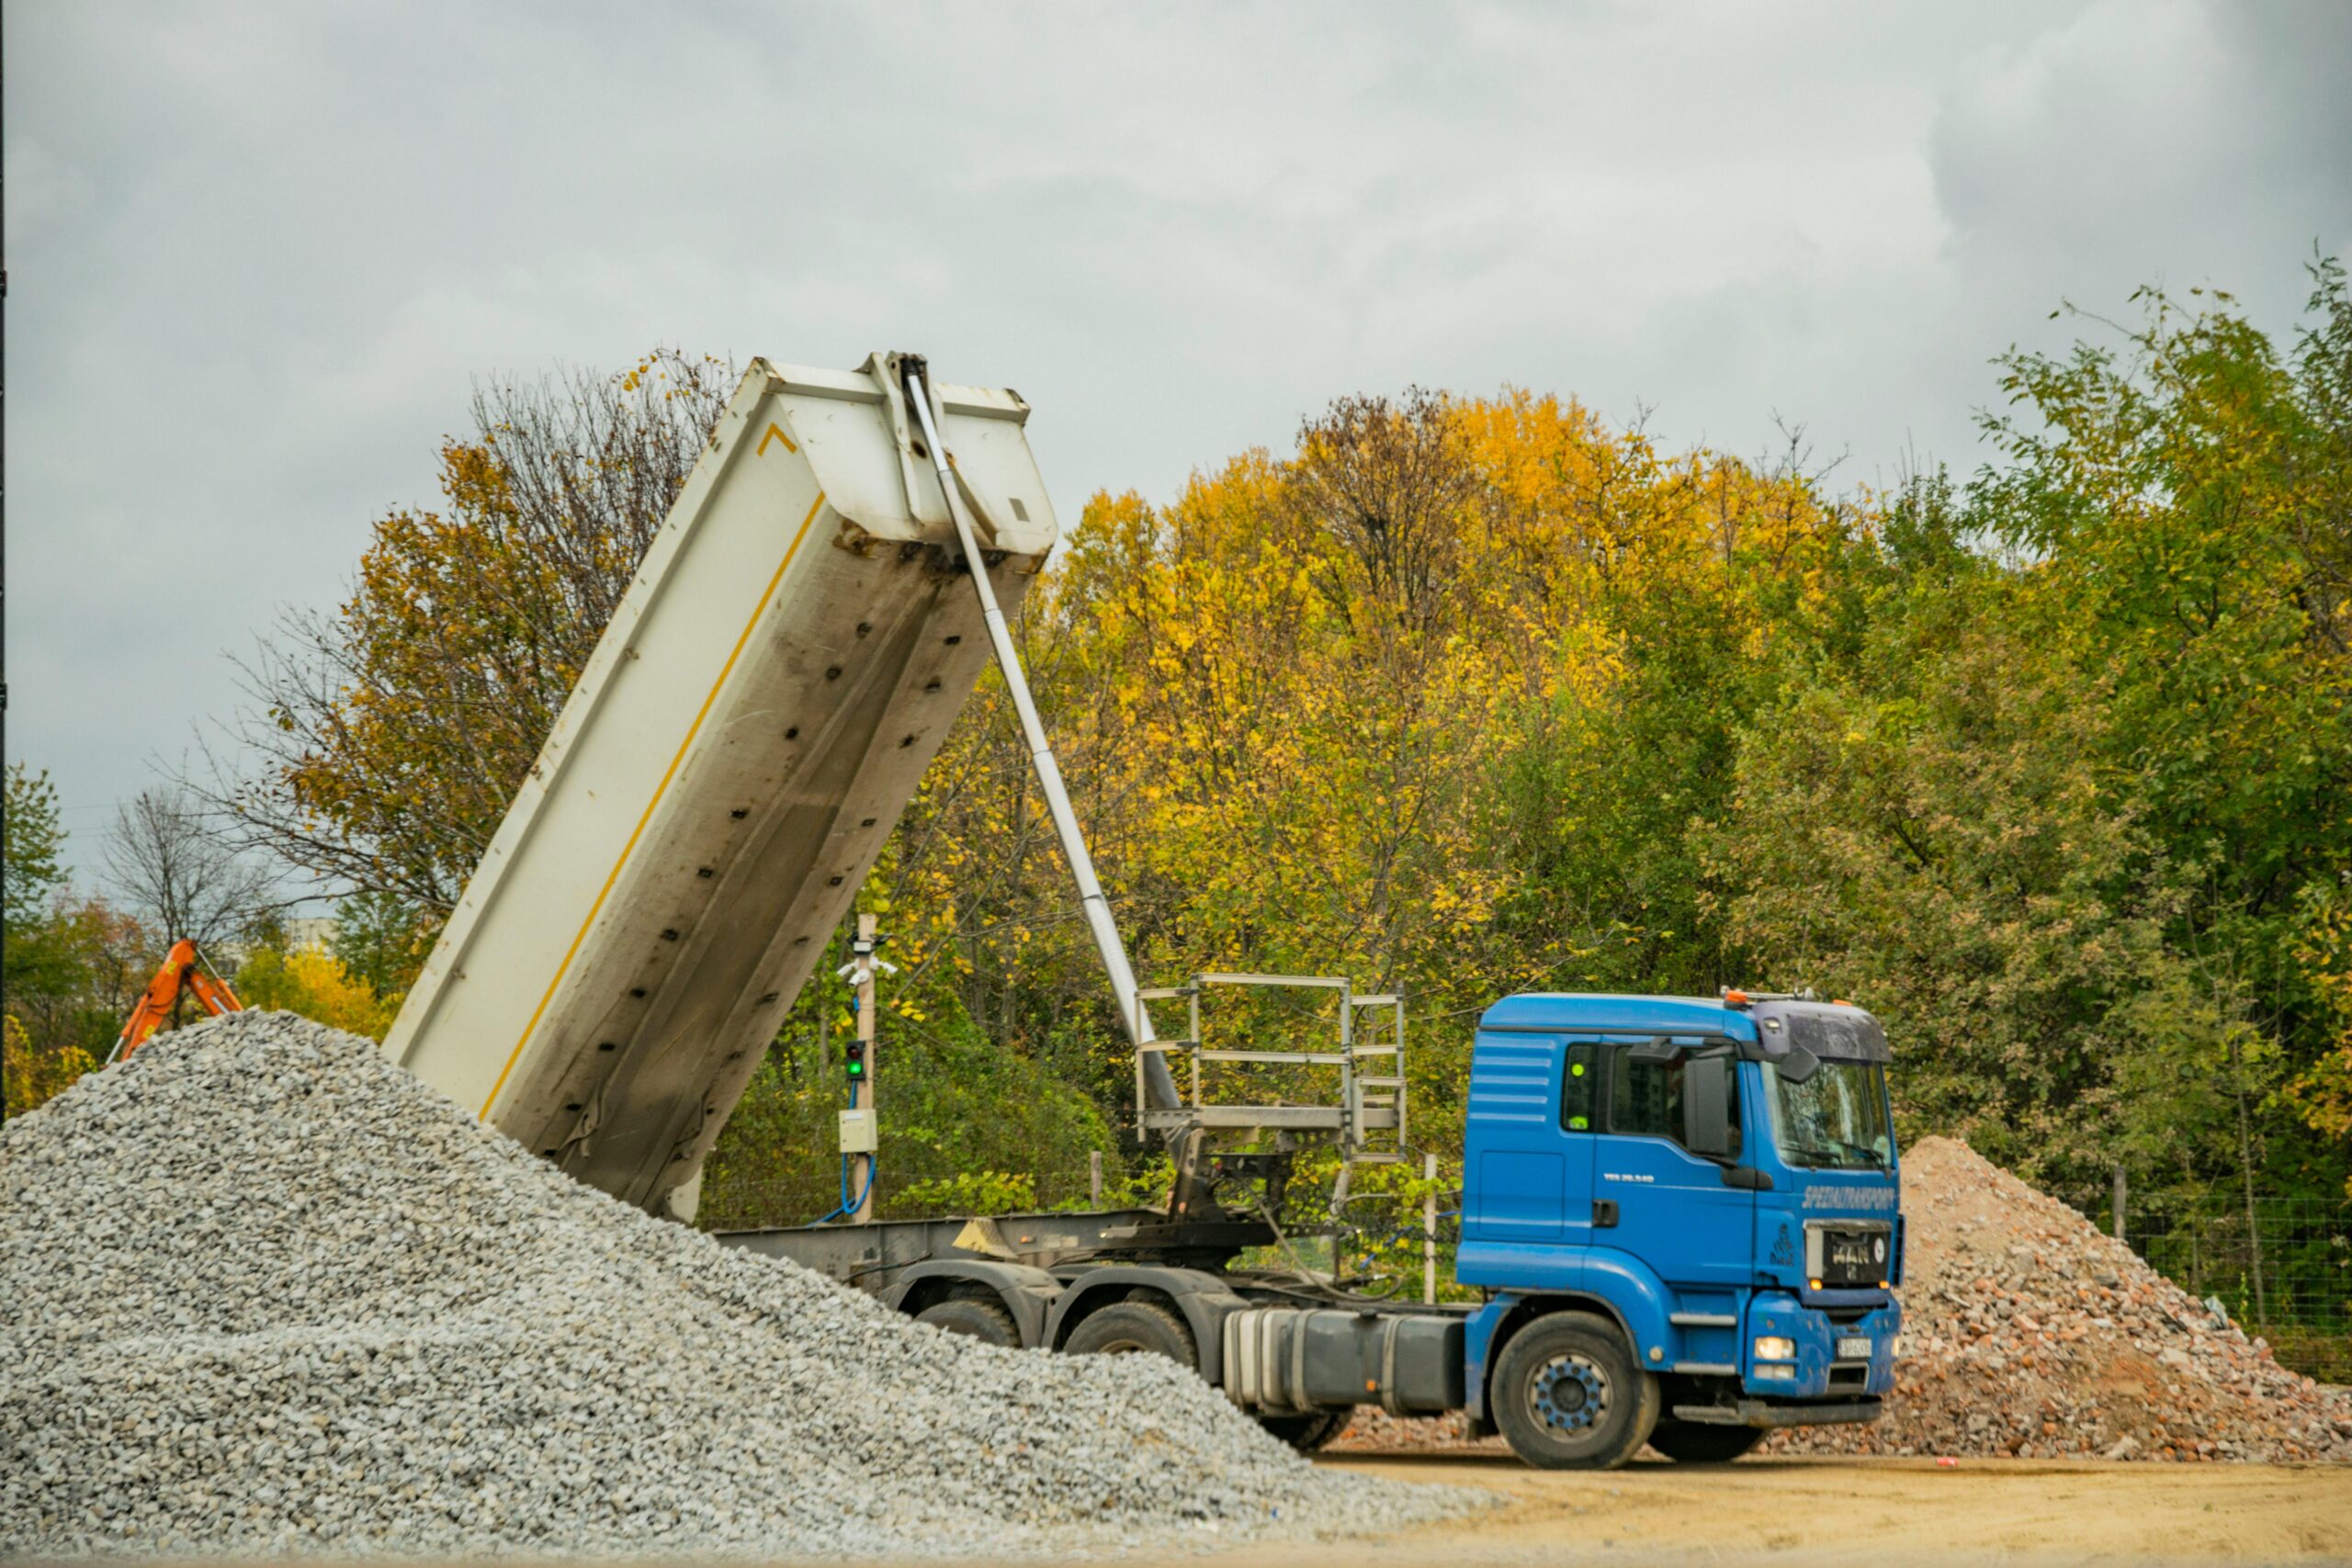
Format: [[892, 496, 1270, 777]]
[[1061, 1300, 1197, 1368], [1491, 1312, 1659, 1470], [1257, 1408, 1353, 1452], [914, 1297, 1021, 1347], [1647, 1419, 1766, 1463]]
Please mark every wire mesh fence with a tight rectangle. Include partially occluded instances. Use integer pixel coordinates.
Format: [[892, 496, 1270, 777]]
[[2118, 1198, 2352, 1383]]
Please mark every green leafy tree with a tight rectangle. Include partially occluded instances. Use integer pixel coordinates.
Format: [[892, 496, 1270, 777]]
[[1970, 265, 2352, 1200], [4, 766, 75, 1006], [4, 764, 64, 922], [4, 767, 149, 1113], [329, 889, 430, 1002], [700, 913, 1123, 1226], [1702, 604, 2187, 1186]]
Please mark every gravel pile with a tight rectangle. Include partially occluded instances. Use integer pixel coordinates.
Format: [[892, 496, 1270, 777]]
[[0, 1012, 1474, 1557], [1770, 1136, 2352, 1462]]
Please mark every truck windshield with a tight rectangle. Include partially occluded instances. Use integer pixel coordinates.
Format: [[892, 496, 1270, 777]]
[[1763, 1059, 1892, 1170]]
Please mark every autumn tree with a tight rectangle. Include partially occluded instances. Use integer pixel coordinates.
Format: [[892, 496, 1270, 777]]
[[231, 942, 399, 1041], [5, 767, 156, 1114], [195, 349, 733, 911], [183, 265, 2352, 1232], [849, 387, 1856, 1140]]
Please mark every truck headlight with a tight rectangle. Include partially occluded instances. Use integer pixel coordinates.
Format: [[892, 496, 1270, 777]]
[[1753, 1336, 1796, 1361]]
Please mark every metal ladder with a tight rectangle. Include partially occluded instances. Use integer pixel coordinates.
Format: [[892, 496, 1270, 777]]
[[1130, 972, 1408, 1165]]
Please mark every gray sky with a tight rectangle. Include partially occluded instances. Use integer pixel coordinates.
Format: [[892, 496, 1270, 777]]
[[6, 1, 2348, 886]]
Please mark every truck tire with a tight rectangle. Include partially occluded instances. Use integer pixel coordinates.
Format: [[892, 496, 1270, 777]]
[[914, 1297, 1021, 1347], [1490, 1311, 1659, 1470], [1257, 1408, 1353, 1452], [1060, 1300, 1197, 1368], [1647, 1418, 1766, 1463]]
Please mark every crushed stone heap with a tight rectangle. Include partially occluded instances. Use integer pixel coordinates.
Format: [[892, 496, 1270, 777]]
[[0, 1012, 1473, 1558], [1770, 1136, 2352, 1463]]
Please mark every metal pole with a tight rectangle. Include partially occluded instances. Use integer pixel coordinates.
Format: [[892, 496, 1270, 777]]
[[2112, 1166, 2127, 1243], [1423, 1152, 1439, 1304], [0, 43, 9, 1130], [852, 911, 878, 1225], [899, 364, 1178, 1115], [1090, 1149, 1104, 1208]]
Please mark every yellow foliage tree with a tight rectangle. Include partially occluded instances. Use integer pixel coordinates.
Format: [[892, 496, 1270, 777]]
[[3, 1012, 96, 1117], [232, 945, 399, 1042], [879, 388, 1854, 1127]]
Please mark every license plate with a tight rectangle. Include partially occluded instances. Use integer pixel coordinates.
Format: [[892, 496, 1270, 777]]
[[1837, 1336, 1872, 1360]]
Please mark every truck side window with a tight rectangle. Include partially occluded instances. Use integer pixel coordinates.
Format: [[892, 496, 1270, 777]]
[[1559, 1042, 1596, 1132], [1610, 1049, 1679, 1140], [1608, 1043, 1739, 1155]]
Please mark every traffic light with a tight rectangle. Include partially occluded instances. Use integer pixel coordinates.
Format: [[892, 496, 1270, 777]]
[[843, 1038, 865, 1081]]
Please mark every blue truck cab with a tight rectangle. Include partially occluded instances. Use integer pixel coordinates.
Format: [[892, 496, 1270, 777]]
[[1453, 990, 1901, 1466]]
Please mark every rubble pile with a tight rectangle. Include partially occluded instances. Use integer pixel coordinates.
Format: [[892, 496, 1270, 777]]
[[0, 1013, 1473, 1557], [1770, 1136, 2352, 1462], [1327, 1409, 1499, 1455]]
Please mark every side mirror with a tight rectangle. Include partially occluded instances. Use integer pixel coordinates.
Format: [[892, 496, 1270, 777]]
[[1683, 1055, 1733, 1159], [1776, 1043, 1822, 1085]]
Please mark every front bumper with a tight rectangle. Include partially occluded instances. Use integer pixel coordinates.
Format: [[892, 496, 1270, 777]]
[[1742, 1292, 1900, 1398], [1672, 1396, 1884, 1429]]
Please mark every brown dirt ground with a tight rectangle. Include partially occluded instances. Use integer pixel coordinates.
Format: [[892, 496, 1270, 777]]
[[1182, 1453, 2352, 1567], [101, 1458, 2352, 1567]]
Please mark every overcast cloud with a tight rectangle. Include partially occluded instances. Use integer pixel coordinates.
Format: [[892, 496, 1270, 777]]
[[6, 0, 2348, 882]]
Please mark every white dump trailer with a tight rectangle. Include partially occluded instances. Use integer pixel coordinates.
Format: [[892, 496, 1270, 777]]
[[384, 353, 1057, 1216]]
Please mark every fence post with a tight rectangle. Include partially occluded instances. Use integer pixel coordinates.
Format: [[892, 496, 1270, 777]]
[[2112, 1166, 2127, 1242], [1423, 1151, 1439, 1304], [1090, 1150, 1103, 1208]]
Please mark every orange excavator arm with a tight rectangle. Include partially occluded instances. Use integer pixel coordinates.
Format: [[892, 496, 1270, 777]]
[[109, 939, 243, 1064]]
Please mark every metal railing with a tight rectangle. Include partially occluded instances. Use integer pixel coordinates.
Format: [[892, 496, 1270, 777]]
[[1131, 972, 1408, 1164]]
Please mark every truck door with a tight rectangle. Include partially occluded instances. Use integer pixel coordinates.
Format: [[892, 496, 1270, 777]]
[[1592, 1038, 1753, 1288], [1462, 1031, 1597, 1247]]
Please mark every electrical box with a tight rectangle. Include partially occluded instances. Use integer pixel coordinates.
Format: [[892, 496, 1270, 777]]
[[837, 1107, 878, 1155]]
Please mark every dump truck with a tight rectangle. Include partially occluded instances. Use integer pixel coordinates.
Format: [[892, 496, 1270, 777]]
[[387, 352, 1904, 1468]]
